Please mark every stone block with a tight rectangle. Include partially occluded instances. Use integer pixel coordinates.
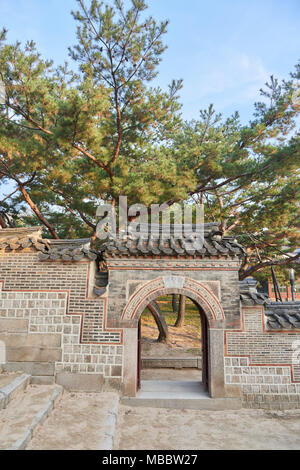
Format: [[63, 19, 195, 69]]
[[103, 377, 122, 392], [6, 346, 62, 362], [30, 376, 55, 385], [0, 333, 61, 348], [142, 357, 200, 369], [111, 365, 122, 377], [3, 361, 55, 376], [0, 319, 28, 333], [55, 372, 104, 392], [224, 384, 242, 398]]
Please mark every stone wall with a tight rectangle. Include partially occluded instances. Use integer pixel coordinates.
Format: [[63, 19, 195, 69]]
[[225, 305, 300, 409], [0, 231, 299, 408], [0, 249, 122, 390]]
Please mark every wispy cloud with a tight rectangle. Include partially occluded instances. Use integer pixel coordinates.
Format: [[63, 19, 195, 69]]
[[197, 50, 270, 99], [179, 48, 272, 120]]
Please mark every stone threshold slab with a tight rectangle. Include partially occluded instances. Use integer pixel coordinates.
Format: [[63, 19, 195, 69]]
[[121, 396, 242, 410], [142, 357, 202, 369], [121, 380, 242, 410]]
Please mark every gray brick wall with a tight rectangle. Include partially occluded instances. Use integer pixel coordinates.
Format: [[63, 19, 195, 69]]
[[0, 250, 122, 379], [225, 306, 300, 408], [1, 248, 300, 406]]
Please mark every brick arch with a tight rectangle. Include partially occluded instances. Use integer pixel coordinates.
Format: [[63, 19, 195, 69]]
[[121, 276, 225, 326]]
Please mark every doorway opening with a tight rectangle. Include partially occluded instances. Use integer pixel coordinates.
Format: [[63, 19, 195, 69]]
[[137, 294, 209, 394]]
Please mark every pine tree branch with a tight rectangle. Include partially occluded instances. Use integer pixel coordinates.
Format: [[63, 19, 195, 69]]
[[113, 7, 140, 74], [4, 101, 113, 179], [239, 253, 300, 280], [55, 189, 96, 230], [0, 161, 58, 238]]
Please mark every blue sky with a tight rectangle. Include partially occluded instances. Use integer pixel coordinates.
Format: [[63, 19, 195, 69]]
[[0, 0, 299, 123]]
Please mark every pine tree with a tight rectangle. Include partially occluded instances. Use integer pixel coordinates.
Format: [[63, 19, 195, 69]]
[[0, 1, 185, 237], [0, 1, 299, 281]]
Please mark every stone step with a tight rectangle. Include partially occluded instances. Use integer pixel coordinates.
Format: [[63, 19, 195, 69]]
[[0, 373, 31, 409], [121, 380, 242, 410], [141, 380, 203, 393], [122, 395, 242, 410], [26, 392, 119, 450], [0, 383, 63, 449], [0, 372, 24, 390], [142, 357, 202, 369], [141, 367, 202, 382]]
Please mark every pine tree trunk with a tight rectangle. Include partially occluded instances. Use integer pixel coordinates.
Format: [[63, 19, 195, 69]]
[[175, 295, 185, 328], [147, 302, 169, 343], [19, 184, 59, 239], [0, 214, 7, 228], [172, 294, 177, 313]]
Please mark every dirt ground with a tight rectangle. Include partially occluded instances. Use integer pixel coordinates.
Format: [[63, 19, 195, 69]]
[[27, 391, 117, 450], [141, 298, 202, 358], [1, 372, 298, 450], [0, 384, 58, 449], [141, 337, 201, 358], [114, 406, 300, 450], [141, 323, 201, 359]]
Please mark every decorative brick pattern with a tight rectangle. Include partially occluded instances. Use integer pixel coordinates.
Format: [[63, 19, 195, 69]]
[[226, 308, 300, 365], [55, 345, 123, 377], [0, 289, 68, 334], [0, 252, 122, 378], [225, 306, 300, 408], [225, 356, 300, 409], [183, 277, 224, 320], [122, 278, 165, 320], [107, 259, 241, 269], [121, 276, 225, 324]]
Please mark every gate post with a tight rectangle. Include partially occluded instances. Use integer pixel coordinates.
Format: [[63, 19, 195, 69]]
[[123, 328, 138, 397]]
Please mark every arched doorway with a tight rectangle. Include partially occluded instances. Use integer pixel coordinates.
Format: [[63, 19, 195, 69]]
[[137, 294, 209, 393], [122, 276, 226, 398]]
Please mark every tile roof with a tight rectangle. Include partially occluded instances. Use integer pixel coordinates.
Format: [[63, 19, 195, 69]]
[[0, 224, 245, 262], [38, 238, 97, 261], [239, 278, 270, 306], [240, 278, 300, 330], [0, 227, 97, 261], [264, 302, 300, 330], [0, 226, 47, 252]]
